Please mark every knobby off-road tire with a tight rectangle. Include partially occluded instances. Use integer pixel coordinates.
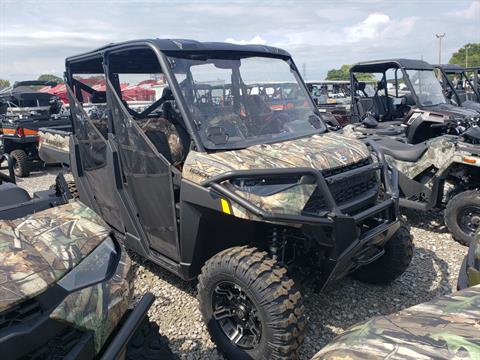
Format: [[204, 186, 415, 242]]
[[10, 149, 30, 177], [66, 180, 80, 200], [352, 225, 413, 284], [197, 246, 305, 360], [445, 190, 480, 246], [126, 318, 173, 360]]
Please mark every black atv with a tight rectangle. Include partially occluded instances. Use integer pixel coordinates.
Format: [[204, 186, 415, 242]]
[[349, 59, 479, 144], [63, 38, 412, 359], [0, 80, 71, 177]]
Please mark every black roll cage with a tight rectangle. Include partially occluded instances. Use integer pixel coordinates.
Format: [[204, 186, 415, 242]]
[[434, 65, 480, 104], [65, 39, 317, 154]]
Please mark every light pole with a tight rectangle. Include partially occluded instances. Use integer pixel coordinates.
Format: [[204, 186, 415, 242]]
[[436, 33, 445, 64], [466, 44, 470, 68]]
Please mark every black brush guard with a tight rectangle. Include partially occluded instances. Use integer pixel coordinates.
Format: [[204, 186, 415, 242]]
[[201, 140, 400, 290]]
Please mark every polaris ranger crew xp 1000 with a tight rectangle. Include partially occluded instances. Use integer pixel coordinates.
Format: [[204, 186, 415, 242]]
[[64, 39, 412, 359]]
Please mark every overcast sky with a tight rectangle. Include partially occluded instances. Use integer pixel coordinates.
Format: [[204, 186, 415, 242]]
[[1, 0, 479, 82]]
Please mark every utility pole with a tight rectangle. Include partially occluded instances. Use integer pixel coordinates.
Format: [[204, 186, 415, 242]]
[[466, 44, 469, 68], [435, 33, 445, 64]]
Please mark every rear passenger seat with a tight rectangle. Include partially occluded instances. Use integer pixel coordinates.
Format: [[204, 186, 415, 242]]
[[136, 117, 185, 166]]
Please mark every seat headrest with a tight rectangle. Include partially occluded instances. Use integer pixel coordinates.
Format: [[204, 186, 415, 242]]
[[356, 82, 366, 91], [162, 87, 174, 101], [91, 91, 107, 104], [377, 81, 385, 91]]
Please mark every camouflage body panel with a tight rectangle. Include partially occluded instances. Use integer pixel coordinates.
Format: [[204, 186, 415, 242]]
[[183, 132, 370, 219], [387, 137, 480, 189], [38, 129, 70, 153], [50, 246, 134, 351], [313, 285, 480, 360], [0, 201, 110, 312]]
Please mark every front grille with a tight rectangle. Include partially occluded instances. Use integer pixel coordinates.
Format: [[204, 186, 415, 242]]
[[0, 298, 43, 331], [23, 326, 85, 359], [303, 158, 379, 216]]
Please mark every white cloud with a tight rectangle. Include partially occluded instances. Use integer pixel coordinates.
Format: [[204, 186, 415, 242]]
[[224, 35, 267, 45], [344, 12, 417, 43], [450, 1, 480, 20]]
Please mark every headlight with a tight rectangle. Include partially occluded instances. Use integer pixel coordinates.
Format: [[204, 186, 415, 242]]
[[58, 237, 119, 292]]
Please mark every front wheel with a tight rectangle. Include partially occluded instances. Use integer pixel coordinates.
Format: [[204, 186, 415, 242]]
[[10, 149, 30, 177], [445, 190, 480, 246], [352, 225, 413, 284], [197, 246, 305, 360]]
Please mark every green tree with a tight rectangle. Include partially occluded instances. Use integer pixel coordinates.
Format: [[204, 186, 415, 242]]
[[37, 74, 64, 84], [325, 64, 375, 81], [449, 43, 480, 68], [0, 79, 10, 89]]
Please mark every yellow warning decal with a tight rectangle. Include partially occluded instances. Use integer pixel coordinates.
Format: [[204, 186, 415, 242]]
[[221, 198, 231, 214]]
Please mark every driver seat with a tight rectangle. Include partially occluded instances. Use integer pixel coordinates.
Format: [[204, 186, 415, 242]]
[[375, 137, 429, 162]]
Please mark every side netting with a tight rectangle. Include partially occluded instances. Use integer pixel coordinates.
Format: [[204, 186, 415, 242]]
[[106, 80, 179, 260]]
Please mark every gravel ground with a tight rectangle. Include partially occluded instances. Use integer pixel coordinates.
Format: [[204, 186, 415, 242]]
[[13, 167, 468, 359]]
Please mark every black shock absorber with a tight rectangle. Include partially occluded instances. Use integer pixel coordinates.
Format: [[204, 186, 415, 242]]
[[269, 226, 280, 261]]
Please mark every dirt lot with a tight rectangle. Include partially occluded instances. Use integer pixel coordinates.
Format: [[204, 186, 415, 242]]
[[14, 165, 468, 359]]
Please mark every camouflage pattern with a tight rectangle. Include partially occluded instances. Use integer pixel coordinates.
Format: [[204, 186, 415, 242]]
[[183, 132, 370, 220], [50, 245, 134, 351], [0, 201, 110, 312], [137, 116, 185, 165], [342, 127, 480, 190], [384, 136, 480, 184], [467, 230, 480, 288], [38, 129, 70, 153], [313, 285, 480, 360]]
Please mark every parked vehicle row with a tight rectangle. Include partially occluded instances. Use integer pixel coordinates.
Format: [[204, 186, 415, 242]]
[[3, 38, 480, 359]]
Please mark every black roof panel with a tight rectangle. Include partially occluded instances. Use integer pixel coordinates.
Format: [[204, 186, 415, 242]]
[[351, 58, 433, 73], [66, 38, 291, 65]]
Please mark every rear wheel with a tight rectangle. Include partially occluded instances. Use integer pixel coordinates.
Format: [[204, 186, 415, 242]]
[[10, 149, 30, 177], [445, 190, 480, 246], [352, 225, 413, 284], [197, 246, 305, 360]]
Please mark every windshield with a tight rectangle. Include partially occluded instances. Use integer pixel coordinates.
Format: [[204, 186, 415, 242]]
[[167, 54, 325, 150], [406, 69, 446, 106]]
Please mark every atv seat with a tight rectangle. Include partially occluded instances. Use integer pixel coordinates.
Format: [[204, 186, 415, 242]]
[[375, 137, 428, 162], [0, 182, 32, 208]]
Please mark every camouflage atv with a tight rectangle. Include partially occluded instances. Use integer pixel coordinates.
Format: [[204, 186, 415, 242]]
[[343, 124, 480, 246], [313, 230, 480, 360], [64, 39, 412, 359], [0, 155, 171, 359]]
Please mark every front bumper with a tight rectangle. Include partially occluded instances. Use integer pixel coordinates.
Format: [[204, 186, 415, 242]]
[[203, 140, 401, 290]]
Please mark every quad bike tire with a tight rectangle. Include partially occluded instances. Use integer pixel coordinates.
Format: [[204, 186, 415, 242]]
[[66, 180, 79, 199], [197, 246, 305, 360], [352, 225, 413, 284], [10, 149, 30, 177], [444, 190, 480, 246], [126, 318, 173, 360]]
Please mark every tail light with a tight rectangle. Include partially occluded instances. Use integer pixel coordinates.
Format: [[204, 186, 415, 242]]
[[17, 128, 24, 137]]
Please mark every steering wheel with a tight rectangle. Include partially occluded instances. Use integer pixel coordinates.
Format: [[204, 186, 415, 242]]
[[256, 112, 288, 135]]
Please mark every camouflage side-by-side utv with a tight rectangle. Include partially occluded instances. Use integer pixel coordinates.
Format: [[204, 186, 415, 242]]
[[64, 39, 412, 359], [313, 230, 480, 360], [0, 155, 171, 359], [343, 124, 480, 246]]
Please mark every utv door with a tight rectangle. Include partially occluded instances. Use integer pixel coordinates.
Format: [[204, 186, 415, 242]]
[[107, 81, 180, 261], [67, 86, 124, 232]]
